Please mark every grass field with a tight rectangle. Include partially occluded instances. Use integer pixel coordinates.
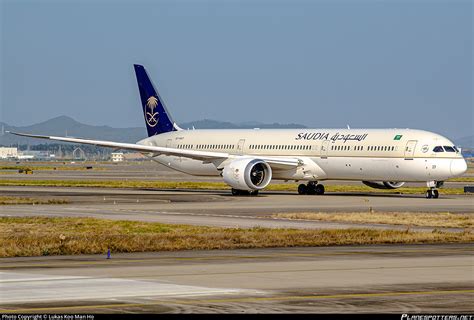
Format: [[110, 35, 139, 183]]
[[0, 179, 467, 194], [447, 177, 474, 182], [1, 217, 472, 257], [0, 196, 69, 205], [0, 165, 101, 171], [273, 212, 473, 229]]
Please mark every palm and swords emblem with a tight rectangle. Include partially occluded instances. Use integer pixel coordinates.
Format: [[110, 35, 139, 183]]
[[145, 96, 159, 127]]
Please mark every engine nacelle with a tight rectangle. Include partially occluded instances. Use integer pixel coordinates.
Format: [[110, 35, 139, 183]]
[[222, 158, 272, 191], [362, 181, 405, 189]]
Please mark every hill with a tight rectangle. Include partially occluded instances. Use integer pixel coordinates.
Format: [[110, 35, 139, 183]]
[[0, 116, 307, 146]]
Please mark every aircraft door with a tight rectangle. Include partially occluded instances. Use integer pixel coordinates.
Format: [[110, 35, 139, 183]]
[[320, 140, 329, 158], [166, 139, 172, 148], [236, 139, 245, 155], [404, 140, 417, 159]]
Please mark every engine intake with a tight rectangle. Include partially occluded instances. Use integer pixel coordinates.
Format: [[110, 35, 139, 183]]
[[223, 158, 272, 191], [362, 181, 405, 189]]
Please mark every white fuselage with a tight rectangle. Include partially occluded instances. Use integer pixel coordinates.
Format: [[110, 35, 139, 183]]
[[138, 128, 467, 183]]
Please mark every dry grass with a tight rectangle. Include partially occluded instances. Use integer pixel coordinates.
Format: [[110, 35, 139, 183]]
[[0, 179, 466, 194], [0, 196, 69, 205], [272, 212, 474, 229], [0, 165, 101, 171], [0, 217, 472, 257], [447, 177, 474, 182]]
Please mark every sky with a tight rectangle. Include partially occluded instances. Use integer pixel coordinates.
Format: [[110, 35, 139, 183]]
[[1, 0, 472, 139]]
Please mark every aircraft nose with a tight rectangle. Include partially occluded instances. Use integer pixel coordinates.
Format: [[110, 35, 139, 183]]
[[450, 158, 467, 177]]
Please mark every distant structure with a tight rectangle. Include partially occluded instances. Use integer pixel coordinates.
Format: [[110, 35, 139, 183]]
[[17, 150, 52, 160], [0, 147, 18, 159], [72, 147, 86, 160], [111, 152, 124, 162], [57, 145, 63, 159], [123, 152, 146, 161]]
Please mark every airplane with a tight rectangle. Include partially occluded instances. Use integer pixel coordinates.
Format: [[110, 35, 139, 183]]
[[9, 64, 467, 199]]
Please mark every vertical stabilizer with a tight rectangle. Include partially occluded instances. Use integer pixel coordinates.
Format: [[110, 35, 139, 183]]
[[134, 64, 178, 136]]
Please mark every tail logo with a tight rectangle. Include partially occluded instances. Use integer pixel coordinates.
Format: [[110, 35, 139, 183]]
[[145, 96, 159, 127]]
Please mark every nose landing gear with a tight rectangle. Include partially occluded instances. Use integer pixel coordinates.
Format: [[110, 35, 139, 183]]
[[425, 181, 443, 199], [425, 189, 439, 199], [298, 181, 325, 195]]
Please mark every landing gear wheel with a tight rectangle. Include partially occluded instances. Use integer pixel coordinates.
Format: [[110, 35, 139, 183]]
[[425, 189, 439, 199], [232, 189, 257, 196], [298, 184, 307, 195], [315, 184, 325, 195], [306, 181, 317, 195], [307, 186, 316, 195]]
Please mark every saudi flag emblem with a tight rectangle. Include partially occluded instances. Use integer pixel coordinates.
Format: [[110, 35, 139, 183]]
[[394, 135, 403, 140]]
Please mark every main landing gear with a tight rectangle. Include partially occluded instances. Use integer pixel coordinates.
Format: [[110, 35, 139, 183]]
[[231, 188, 259, 196], [298, 181, 325, 195]]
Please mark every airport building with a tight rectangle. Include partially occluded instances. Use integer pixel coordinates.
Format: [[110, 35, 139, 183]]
[[0, 147, 18, 159], [17, 150, 54, 160], [111, 152, 124, 162]]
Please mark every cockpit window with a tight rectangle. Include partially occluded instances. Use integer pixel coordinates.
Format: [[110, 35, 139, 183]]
[[443, 146, 455, 152], [453, 146, 460, 152], [433, 146, 444, 152]]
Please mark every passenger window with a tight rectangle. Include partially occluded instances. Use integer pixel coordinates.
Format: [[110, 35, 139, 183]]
[[433, 146, 444, 152], [444, 146, 455, 152]]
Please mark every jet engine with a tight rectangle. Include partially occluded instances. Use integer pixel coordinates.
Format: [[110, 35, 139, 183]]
[[222, 158, 272, 191], [362, 181, 405, 189]]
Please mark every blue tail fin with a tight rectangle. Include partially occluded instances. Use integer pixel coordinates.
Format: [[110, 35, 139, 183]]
[[134, 64, 178, 136]]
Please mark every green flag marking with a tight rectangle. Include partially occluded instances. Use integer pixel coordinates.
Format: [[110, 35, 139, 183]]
[[394, 135, 403, 140]]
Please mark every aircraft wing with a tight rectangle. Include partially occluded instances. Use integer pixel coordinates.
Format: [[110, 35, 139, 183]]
[[7, 131, 301, 168]]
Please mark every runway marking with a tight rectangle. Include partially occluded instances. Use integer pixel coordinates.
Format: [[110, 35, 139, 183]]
[[1, 289, 473, 313], [0, 272, 253, 305], [1, 248, 472, 269]]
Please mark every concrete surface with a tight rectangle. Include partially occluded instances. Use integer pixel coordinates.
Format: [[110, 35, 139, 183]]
[[0, 244, 472, 313]]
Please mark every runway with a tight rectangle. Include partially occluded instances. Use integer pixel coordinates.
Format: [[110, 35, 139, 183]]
[[0, 244, 472, 313]]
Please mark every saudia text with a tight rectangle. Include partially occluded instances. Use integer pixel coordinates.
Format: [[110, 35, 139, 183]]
[[295, 132, 368, 143]]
